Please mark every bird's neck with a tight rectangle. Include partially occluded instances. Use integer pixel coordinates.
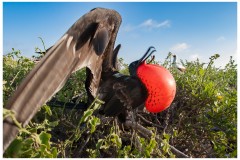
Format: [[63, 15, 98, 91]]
[[135, 76, 148, 99], [173, 57, 177, 64]]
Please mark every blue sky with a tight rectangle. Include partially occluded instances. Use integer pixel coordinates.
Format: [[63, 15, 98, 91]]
[[3, 2, 237, 68]]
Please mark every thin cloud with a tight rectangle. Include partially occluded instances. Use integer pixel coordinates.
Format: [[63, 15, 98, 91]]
[[171, 43, 190, 53], [140, 19, 154, 27], [140, 19, 171, 29], [122, 19, 171, 32], [156, 20, 171, 28]]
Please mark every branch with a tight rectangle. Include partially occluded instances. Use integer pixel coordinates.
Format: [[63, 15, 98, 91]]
[[78, 133, 91, 155], [137, 114, 164, 129], [125, 121, 190, 158]]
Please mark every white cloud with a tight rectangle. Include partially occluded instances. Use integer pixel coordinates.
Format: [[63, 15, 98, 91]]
[[122, 19, 171, 32], [156, 20, 171, 28], [141, 19, 154, 27], [140, 19, 171, 29], [171, 43, 190, 53], [216, 36, 225, 41]]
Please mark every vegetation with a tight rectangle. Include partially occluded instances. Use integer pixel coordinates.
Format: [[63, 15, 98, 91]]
[[3, 47, 237, 158]]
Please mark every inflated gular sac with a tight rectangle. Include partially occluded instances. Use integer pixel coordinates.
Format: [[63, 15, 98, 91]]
[[137, 61, 176, 113]]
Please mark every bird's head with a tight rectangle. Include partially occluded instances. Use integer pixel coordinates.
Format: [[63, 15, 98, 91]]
[[130, 47, 177, 113], [172, 54, 177, 63], [129, 46, 156, 76]]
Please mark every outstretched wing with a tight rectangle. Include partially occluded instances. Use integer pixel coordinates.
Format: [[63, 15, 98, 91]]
[[3, 8, 121, 152], [85, 43, 121, 106]]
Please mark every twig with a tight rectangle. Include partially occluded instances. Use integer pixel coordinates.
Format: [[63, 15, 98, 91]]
[[154, 114, 162, 126], [121, 132, 142, 152], [125, 121, 153, 139], [78, 133, 91, 155], [10, 70, 21, 85], [137, 114, 164, 129], [100, 116, 114, 124], [163, 108, 170, 133], [133, 134, 143, 153], [169, 145, 190, 158], [125, 121, 190, 158]]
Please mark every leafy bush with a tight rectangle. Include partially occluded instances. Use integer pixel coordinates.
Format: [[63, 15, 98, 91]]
[[3, 48, 237, 158], [167, 54, 237, 158]]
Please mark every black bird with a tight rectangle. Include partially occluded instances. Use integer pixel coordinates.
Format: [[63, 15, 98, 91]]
[[94, 45, 176, 119], [3, 8, 176, 153], [95, 46, 156, 122], [3, 8, 122, 152]]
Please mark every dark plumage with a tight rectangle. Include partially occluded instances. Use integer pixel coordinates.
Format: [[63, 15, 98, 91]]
[[98, 72, 148, 122], [3, 8, 159, 153], [3, 8, 122, 152], [85, 46, 156, 122]]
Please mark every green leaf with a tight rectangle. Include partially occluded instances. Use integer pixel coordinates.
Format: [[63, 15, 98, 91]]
[[96, 139, 104, 149], [89, 117, 100, 133], [145, 150, 150, 158], [80, 109, 93, 124], [111, 133, 122, 148], [42, 105, 52, 116], [51, 147, 58, 158], [163, 133, 171, 141], [162, 139, 170, 154], [49, 120, 59, 127], [199, 68, 205, 76], [39, 132, 51, 149], [173, 129, 178, 137]]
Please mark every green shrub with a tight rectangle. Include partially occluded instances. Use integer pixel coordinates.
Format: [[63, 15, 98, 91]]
[[3, 49, 237, 158]]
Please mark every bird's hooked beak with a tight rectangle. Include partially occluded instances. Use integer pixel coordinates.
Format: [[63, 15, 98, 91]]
[[137, 46, 156, 66], [129, 46, 156, 76]]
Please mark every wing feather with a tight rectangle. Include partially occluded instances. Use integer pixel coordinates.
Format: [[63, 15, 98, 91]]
[[3, 8, 121, 152]]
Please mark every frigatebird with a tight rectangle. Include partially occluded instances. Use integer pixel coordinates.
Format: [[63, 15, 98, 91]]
[[3, 8, 176, 152], [172, 54, 186, 72], [96, 46, 156, 122]]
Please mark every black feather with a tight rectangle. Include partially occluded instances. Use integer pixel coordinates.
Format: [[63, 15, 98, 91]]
[[3, 8, 122, 152]]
